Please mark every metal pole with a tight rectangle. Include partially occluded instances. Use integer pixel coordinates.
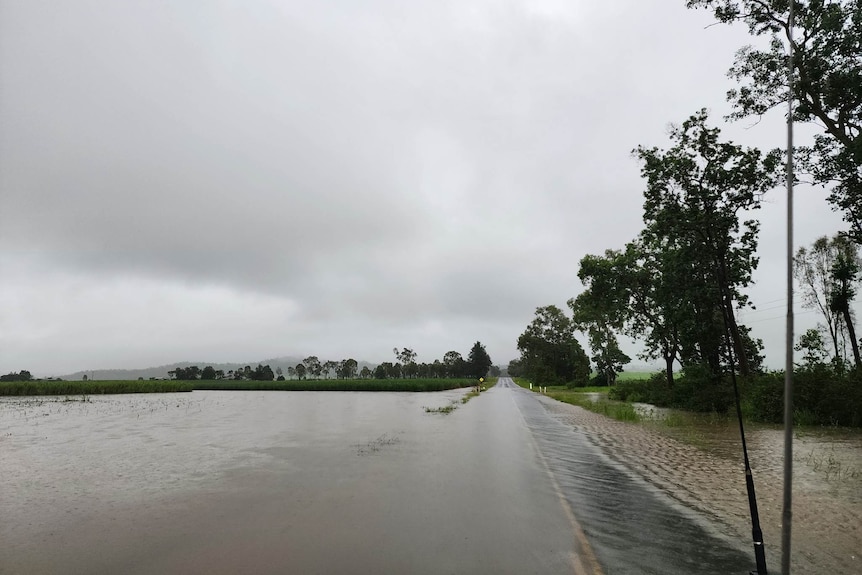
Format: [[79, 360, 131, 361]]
[[781, 1, 795, 573]]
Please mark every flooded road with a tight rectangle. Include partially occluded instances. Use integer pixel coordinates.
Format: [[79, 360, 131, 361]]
[[3, 379, 753, 574]]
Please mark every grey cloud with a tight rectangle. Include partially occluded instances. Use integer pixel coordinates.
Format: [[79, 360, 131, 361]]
[[1, 1, 853, 374]]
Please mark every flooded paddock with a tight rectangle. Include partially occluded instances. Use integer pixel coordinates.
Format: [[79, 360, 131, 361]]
[[3, 380, 851, 574], [2, 386, 591, 574]]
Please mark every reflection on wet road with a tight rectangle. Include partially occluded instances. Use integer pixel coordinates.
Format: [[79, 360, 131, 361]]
[[500, 378, 753, 574], [2, 379, 753, 574]]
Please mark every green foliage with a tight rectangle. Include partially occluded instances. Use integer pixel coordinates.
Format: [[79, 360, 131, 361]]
[[506, 358, 524, 377], [0, 380, 194, 395], [687, 0, 862, 244], [796, 328, 829, 366], [545, 389, 641, 422], [0, 370, 33, 382], [636, 109, 779, 378], [517, 305, 591, 385], [795, 234, 862, 366], [466, 341, 493, 380], [569, 250, 633, 384], [743, 365, 862, 426]]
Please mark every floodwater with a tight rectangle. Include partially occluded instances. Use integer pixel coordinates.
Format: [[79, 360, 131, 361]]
[[2, 379, 763, 574], [579, 389, 862, 504]]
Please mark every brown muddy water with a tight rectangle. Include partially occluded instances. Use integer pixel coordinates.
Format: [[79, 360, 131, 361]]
[[1, 381, 773, 574], [581, 391, 862, 504]]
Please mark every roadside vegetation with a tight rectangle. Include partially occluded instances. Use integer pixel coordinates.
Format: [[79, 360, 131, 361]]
[[510, 1, 862, 428], [513, 377, 640, 422]]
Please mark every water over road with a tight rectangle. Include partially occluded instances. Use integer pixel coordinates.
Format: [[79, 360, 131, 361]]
[[2, 379, 753, 574]]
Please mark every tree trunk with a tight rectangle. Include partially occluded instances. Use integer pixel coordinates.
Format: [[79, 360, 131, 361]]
[[842, 308, 861, 368], [722, 296, 750, 376], [664, 353, 675, 387]]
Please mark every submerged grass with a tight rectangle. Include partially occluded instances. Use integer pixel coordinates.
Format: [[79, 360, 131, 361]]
[[513, 378, 639, 423], [194, 378, 475, 392], [0, 380, 194, 396], [546, 390, 641, 422], [425, 404, 457, 414]]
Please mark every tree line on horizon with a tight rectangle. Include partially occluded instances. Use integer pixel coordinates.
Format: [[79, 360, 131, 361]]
[[162, 342, 497, 382]]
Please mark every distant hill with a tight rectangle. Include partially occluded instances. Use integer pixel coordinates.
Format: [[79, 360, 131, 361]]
[[59, 356, 378, 381]]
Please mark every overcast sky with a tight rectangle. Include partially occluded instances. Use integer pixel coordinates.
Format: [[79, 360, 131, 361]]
[[1, 0, 857, 376]]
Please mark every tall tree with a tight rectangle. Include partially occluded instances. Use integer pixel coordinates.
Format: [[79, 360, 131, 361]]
[[393, 348, 417, 375], [303, 356, 322, 379], [635, 109, 780, 376], [569, 249, 632, 385], [687, 0, 862, 243], [466, 341, 493, 380], [442, 351, 465, 378], [338, 359, 358, 379], [829, 238, 862, 366], [322, 360, 338, 379], [796, 328, 830, 366], [795, 234, 854, 362], [517, 305, 590, 386]]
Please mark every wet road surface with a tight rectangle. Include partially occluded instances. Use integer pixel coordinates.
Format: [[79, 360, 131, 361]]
[[2, 380, 753, 574]]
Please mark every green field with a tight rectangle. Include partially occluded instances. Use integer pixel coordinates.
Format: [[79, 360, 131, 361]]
[[513, 377, 640, 422], [614, 371, 658, 381], [0, 380, 194, 396]]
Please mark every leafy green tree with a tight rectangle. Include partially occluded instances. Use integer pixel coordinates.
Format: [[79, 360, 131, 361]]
[[506, 359, 523, 377], [795, 234, 856, 363], [796, 328, 829, 366], [360, 366, 372, 379], [687, 0, 862, 244], [252, 364, 275, 381], [338, 359, 358, 379], [168, 366, 201, 380], [0, 370, 33, 382], [394, 347, 417, 367], [829, 238, 862, 366], [569, 249, 632, 385], [201, 366, 217, 380], [303, 356, 322, 379], [517, 305, 590, 386], [466, 341, 493, 380], [443, 351, 465, 378], [635, 109, 779, 377], [295, 363, 306, 380], [322, 360, 337, 379], [432, 359, 444, 378]]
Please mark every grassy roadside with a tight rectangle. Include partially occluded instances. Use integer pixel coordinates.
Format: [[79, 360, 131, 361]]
[[425, 377, 499, 414], [513, 377, 640, 422]]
